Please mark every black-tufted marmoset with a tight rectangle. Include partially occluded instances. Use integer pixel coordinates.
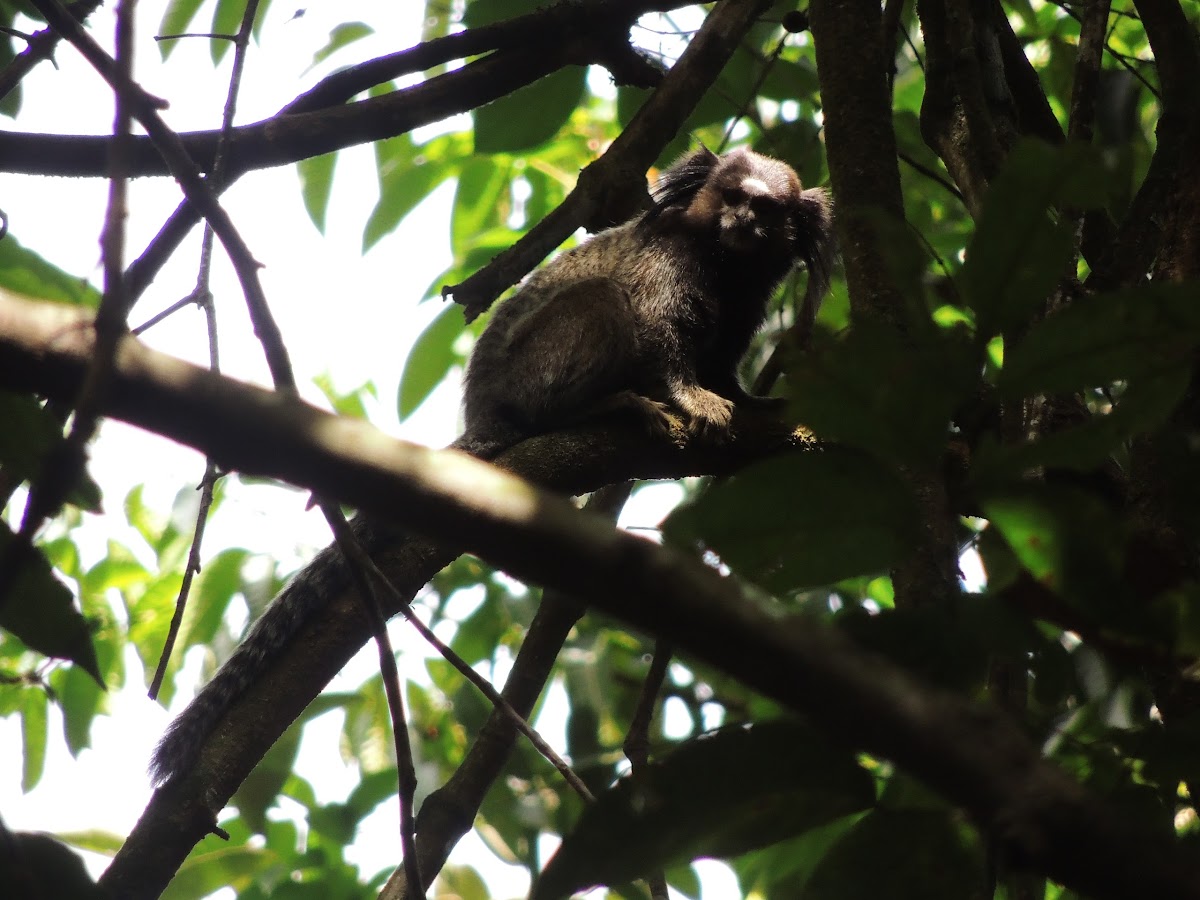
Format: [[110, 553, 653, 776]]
[[458, 145, 835, 458], [148, 146, 834, 787]]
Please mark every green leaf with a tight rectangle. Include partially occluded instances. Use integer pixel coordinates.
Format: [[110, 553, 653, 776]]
[[398, 305, 465, 420], [786, 320, 980, 467], [974, 368, 1189, 484], [296, 152, 337, 234], [157, 0, 207, 59], [125, 570, 183, 688], [364, 138, 453, 252], [341, 675, 396, 772], [998, 283, 1200, 396], [836, 602, 1005, 693], [759, 56, 820, 101], [55, 829, 126, 856], [665, 864, 701, 900], [473, 66, 587, 154], [449, 586, 508, 665], [251, 0, 272, 45], [962, 139, 1108, 336], [189, 547, 248, 645], [0, 522, 101, 683], [160, 843, 278, 900], [734, 814, 866, 897], [665, 449, 917, 592], [343, 767, 401, 827], [310, 22, 373, 68], [232, 692, 352, 831], [21, 686, 47, 791], [0, 391, 101, 510], [209, 0, 243, 65], [312, 373, 377, 420], [54, 661, 105, 755], [437, 865, 489, 900], [0, 29, 20, 117], [802, 809, 983, 899], [533, 720, 875, 899], [981, 484, 1144, 628], [0, 234, 101, 307], [451, 157, 515, 259], [463, 0, 544, 28], [233, 725, 305, 833]]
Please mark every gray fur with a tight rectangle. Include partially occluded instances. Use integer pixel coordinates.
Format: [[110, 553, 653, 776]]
[[460, 146, 835, 457], [149, 515, 391, 786]]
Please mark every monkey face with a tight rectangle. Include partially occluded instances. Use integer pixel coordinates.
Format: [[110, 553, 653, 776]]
[[676, 150, 803, 260], [715, 178, 791, 252]]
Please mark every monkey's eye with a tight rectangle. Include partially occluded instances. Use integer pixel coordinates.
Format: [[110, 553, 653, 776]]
[[722, 186, 746, 206]]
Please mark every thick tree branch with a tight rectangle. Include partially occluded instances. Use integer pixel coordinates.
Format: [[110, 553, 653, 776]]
[[6, 292, 1200, 900], [0, 0, 685, 179], [809, 0, 905, 322], [380, 489, 629, 900], [810, 0, 961, 615], [1091, 0, 1200, 289], [282, 0, 672, 114], [991, 0, 1064, 145]]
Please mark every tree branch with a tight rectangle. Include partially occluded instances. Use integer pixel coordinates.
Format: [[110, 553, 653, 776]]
[[0, 0, 686, 179], [811, 0, 961, 615], [5, 291, 1200, 900]]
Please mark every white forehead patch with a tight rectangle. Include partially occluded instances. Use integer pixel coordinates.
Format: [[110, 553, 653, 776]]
[[742, 177, 770, 194]]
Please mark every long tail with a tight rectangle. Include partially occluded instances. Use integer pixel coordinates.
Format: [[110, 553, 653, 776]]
[[149, 516, 387, 786], [150, 429, 522, 786]]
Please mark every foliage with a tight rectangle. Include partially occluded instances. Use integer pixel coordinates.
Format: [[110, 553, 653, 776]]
[[3, 1, 1200, 899]]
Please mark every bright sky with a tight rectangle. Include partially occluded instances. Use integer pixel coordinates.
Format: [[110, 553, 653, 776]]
[[0, 4, 741, 898]]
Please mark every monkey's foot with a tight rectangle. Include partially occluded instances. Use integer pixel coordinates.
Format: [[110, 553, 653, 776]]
[[673, 387, 735, 439], [590, 391, 683, 443]]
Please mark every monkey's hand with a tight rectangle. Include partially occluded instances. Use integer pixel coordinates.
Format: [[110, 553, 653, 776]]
[[672, 384, 736, 437]]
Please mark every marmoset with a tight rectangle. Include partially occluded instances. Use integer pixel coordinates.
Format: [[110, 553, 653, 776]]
[[458, 145, 835, 457], [149, 146, 834, 787]]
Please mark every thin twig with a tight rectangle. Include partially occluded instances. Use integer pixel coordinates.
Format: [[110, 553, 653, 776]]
[[149, 0, 261, 698], [0, 0, 102, 104], [1045, 0, 1159, 99], [323, 511, 423, 898], [718, 29, 788, 150], [623, 638, 673, 900], [338, 525, 595, 802], [898, 149, 964, 202], [28, 0, 295, 391], [155, 32, 237, 43]]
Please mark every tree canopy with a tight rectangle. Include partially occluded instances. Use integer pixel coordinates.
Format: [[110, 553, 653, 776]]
[[3, 1, 1200, 899]]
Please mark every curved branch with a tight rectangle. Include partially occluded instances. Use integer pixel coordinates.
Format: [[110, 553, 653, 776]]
[[282, 0, 670, 114], [0, 0, 685, 179], [0, 47, 569, 178], [4, 291, 1200, 900]]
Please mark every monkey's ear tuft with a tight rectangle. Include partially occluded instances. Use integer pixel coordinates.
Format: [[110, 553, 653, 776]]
[[645, 146, 720, 220], [794, 187, 837, 299]]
